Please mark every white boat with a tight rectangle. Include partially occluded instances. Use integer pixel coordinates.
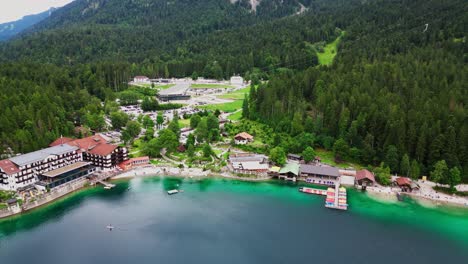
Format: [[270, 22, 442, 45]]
[[167, 189, 179, 195], [104, 186, 112, 190]]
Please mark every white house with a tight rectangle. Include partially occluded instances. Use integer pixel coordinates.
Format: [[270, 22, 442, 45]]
[[234, 132, 254, 145], [230, 76, 244, 86], [133, 76, 150, 83]]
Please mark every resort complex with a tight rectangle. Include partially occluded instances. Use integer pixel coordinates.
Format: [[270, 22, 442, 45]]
[[0, 135, 128, 192]]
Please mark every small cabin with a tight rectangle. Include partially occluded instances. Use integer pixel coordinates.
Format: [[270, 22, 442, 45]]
[[355, 169, 376, 187], [234, 132, 254, 145]]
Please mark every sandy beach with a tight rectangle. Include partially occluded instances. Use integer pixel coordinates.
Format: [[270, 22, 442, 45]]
[[365, 181, 468, 208], [111, 166, 210, 180]]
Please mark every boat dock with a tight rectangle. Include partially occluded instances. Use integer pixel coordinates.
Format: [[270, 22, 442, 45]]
[[299, 184, 348, 211], [97, 180, 116, 189], [299, 187, 327, 196]]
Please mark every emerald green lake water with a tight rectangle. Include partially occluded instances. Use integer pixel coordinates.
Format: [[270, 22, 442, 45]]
[[0, 177, 467, 264]]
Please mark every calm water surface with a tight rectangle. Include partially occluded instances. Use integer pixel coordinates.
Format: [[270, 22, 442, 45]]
[[0, 177, 467, 264]]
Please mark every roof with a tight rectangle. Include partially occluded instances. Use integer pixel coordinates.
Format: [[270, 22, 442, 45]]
[[49, 137, 74, 147], [41, 162, 91, 178], [229, 154, 267, 163], [0, 159, 20, 175], [9, 145, 78, 167], [239, 161, 269, 171], [300, 164, 340, 177], [356, 169, 375, 182], [130, 156, 149, 162], [270, 166, 281, 173], [234, 132, 253, 140], [395, 177, 412, 186], [58, 135, 118, 157], [287, 153, 302, 159], [158, 83, 190, 96], [177, 145, 186, 152], [6, 198, 17, 205], [279, 163, 300, 176], [87, 144, 117, 156]]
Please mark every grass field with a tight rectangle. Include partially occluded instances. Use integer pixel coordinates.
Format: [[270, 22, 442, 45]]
[[179, 119, 190, 128], [218, 86, 250, 100], [227, 110, 243, 121], [315, 148, 363, 169], [200, 100, 243, 113], [317, 31, 345, 66], [191, 84, 234, 89]]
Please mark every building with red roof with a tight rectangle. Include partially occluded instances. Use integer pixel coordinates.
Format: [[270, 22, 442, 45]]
[[50, 135, 128, 170], [234, 132, 254, 145], [355, 169, 376, 187], [394, 177, 420, 192], [118, 156, 150, 171]]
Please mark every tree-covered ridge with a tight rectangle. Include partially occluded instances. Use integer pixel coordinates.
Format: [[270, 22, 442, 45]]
[[0, 0, 347, 71], [247, 0, 467, 179], [0, 62, 132, 155]]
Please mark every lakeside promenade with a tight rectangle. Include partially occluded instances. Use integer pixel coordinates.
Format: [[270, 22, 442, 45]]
[[0, 177, 89, 219]]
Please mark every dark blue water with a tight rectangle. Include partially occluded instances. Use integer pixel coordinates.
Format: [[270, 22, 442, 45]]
[[0, 177, 467, 264]]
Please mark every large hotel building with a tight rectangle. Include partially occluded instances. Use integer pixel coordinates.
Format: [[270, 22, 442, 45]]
[[0, 135, 128, 191]]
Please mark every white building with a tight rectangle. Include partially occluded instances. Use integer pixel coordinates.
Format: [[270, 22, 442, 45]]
[[230, 76, 244, 86], [234, 132, 253, 145], [0, 145, 82, 191], [133, 76, 150, 83]]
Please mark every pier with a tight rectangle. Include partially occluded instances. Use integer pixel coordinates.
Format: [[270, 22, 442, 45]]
[[97, 180, 115, 189], [299, 184, 348, 211]]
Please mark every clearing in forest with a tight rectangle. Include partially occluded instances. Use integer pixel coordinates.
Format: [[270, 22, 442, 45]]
[[317, 31, 345, 66]]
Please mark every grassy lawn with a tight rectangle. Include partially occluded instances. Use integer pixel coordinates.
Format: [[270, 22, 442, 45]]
[[0, 203, 7, 209], [228, 110, 243, 121], [130, 139, 144, 157], [317, 31, 345, 66], [315, 148, 363, 169], [218, 86, 250, 100], [179, 119, 191, 128], [200, 99, 243, 113], [191, 84, 234, 89]]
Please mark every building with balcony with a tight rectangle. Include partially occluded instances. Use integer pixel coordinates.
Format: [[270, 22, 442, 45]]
[[50, 135, 128, 170], [0, 144, 82, 191]]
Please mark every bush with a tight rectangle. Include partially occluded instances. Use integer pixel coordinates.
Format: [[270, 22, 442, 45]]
[[433, 186, 468, 197]]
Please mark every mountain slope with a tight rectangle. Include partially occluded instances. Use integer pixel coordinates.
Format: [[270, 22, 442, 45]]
[[0, 0, 340, 71], [0, 8, 55, 41]]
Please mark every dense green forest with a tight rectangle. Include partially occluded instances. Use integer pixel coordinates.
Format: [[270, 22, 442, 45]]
[[244, 0, 467, 180], [0, 0, 466, 181], [0, 0, 343, 78]]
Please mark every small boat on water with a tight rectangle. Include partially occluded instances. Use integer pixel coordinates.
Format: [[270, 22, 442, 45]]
[[167, 189, 179, 195], [104, 186, 112, 190]]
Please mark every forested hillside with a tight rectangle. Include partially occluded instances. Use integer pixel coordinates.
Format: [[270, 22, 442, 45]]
[[247, 0, 467, 179], [0, 0, 466, 180]]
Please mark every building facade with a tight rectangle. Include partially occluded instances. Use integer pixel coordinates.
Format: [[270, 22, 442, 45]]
[[234, 132, 254, 145], [0, 145, 82, 191], [50, 135, 129, 170], [133, 76, 150, 83]]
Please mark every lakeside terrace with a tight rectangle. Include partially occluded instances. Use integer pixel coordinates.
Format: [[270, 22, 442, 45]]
[[38, 162, 95, 189]]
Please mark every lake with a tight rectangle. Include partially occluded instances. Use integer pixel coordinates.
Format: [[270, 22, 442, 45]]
[[1, 177, 467, 264]]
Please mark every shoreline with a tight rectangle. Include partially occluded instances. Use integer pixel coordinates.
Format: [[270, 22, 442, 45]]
[[2, 167, 467, 220], [365, 186, 468, 209]]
